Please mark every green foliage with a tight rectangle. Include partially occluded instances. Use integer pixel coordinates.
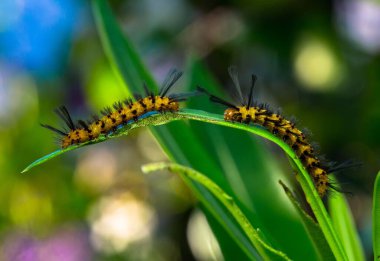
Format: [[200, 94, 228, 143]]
[[279, 181, 334, 261], [22, 0, 369, 259], [328, 178, 366, 261], [143, 162, 290, 260], [373, 172, 380, 260], [23, 106, 365, 260]]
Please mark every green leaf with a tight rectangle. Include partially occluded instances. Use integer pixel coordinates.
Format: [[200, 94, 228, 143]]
[[27, 1, 346, 259], [21, 130, 127, 173], [92, 0, 263, 258], [24, 107, 347, 259], [24, 107, 347, 257], [22, 109, 277, 259], [92, 0, 319, 258], [328, 177, 365, 261], [285, 157, 348, 260], [279, 181, 334, 261], [373, 171, 380, 260], [185, 59, 318, 260], [142, 162, 290, 261], [92, 0, 231, 192]]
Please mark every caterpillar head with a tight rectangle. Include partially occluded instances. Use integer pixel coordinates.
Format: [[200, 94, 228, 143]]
[[168, 100, 179, 111], [224, 107, 240, 121]]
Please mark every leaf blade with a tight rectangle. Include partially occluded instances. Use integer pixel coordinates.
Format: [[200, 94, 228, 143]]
[[279, 181, 334, 261], [91, 0, 259, 258], [25, 105, 347, 260], [373, 171, 380, 260], [142, 162, 291, 261], [328, 177, 365, 261]]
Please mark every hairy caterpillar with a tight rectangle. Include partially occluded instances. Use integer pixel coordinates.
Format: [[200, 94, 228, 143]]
[[42, 69, 196, 149], [198, 67, 349, 197]]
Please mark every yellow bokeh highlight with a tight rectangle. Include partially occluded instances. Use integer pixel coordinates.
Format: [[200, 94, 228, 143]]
[[9, 182, 53, 231], [294, 38, 342, 91], [86, 63, 129, 111]]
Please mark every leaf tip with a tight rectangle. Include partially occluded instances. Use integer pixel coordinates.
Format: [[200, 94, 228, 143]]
[[21, 167, 30, 174], [141, 165, 150, 174], [141, 162, 168, 174]]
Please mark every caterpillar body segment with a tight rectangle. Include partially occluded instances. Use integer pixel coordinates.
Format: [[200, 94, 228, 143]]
[[42, 69, 195, 149]]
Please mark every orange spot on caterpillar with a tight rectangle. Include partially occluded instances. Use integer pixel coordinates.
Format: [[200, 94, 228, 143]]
[[198, 66, 345, 198], [42, 69, 198, 149]]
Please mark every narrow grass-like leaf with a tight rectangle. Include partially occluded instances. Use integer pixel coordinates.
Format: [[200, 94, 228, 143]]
[[373, 171, 380, 260], [92, 0, 266, 258], [21, 131, 128, 173], [328, 178, 365, 261], [142, 162, 290, 261], [92, 1, 321, 258], [24, 108, 347, 259], [22, 109, 281, 173], [25, 111, 269, 258], [34, 1, 346, 258], [186, 59, 318, 259], [279, 181, 334, 261], [292, 167, 347, 260]]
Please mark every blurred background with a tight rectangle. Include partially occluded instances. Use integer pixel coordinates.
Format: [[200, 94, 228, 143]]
[[0, 0, 379, 260]]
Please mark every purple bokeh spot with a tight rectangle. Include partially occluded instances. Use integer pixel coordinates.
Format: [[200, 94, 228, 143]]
[[336, 0, 380, 53], [2, 226, 93, 261]]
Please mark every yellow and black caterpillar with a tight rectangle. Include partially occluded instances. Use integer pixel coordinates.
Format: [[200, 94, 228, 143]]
[[198, 66, 351, 197], [42, 66, 355, 197], [42, 69, 195, 149]]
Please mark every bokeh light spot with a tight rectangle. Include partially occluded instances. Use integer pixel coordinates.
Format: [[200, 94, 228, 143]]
[[88, 192, 156, 254], [74, 148, 117, 195], [9, 182, 53, 230], [187, 210, 223, 261], [294, 38, 342, 91], [0, 69, 38, 130], [336, 0, 380, 53], [86, 64, 129, 111], [137, 130, 167, 162]]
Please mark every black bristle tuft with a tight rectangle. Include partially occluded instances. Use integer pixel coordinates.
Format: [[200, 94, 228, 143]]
[[327, 181, 353, 196], [197, 86, 238, 108], [159, 69, 183, 97], [113, 101, 123, 110], [78, 120, 88, 129], [101, 107, 112, 116], [310, 141, 320, 152], [142, 82, 153, 97], [91, 115, 99, 122], [54, 106, 75, 130], [123, 99, 133, 106], [326, 160, 362, 174], [40, 124, 67, 136], [134, 93, 143, 100], [227, 66, 244, 105], [246, 74, 257, 108], [274, 107, 283, 116], [301, 127, 313, 138], [288, 115, 298, 126], [169, 88, 203, 102]]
